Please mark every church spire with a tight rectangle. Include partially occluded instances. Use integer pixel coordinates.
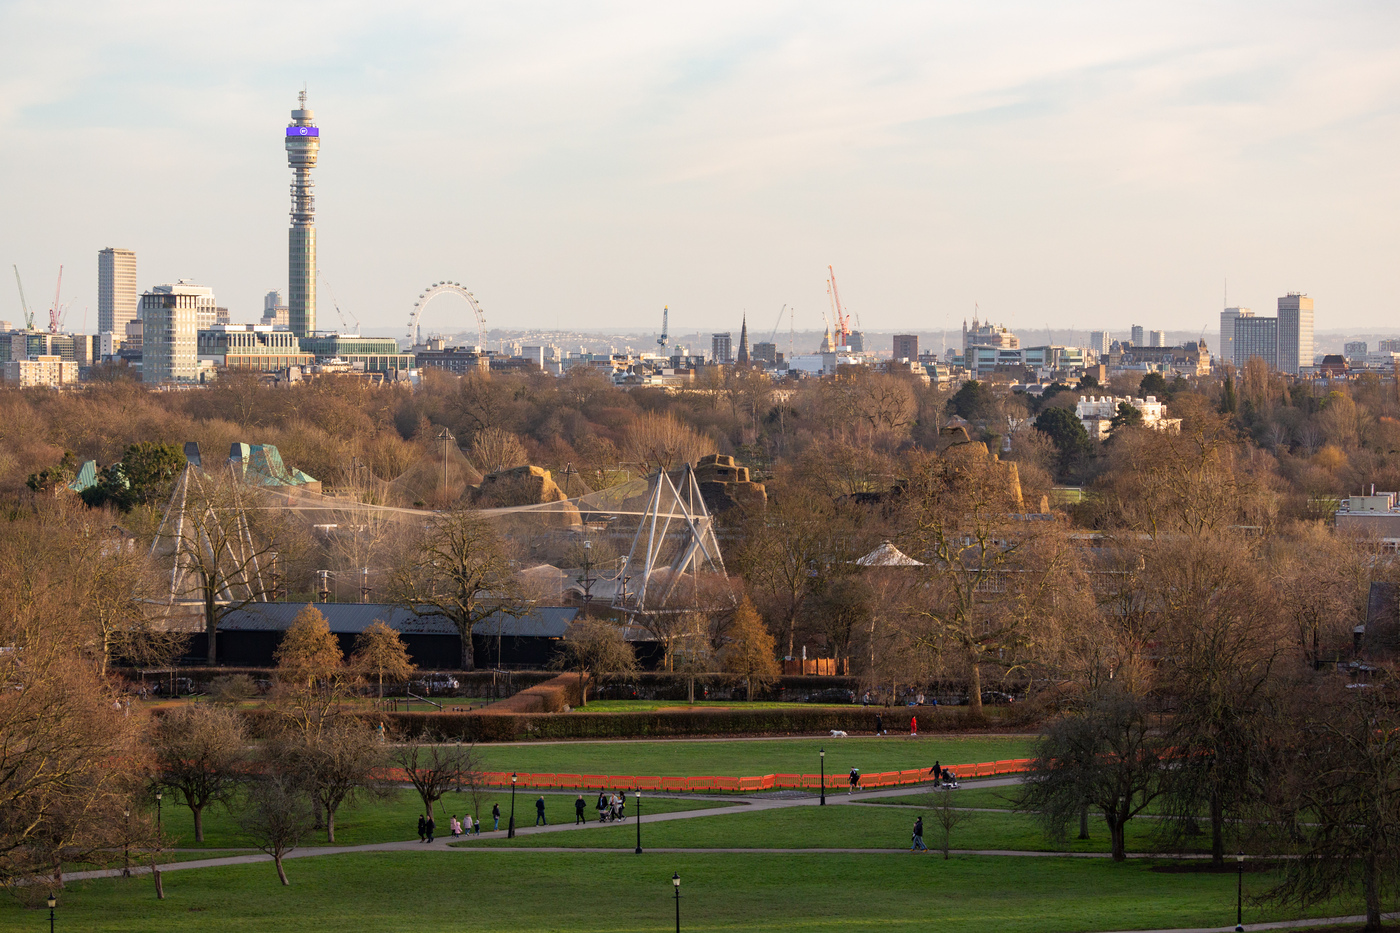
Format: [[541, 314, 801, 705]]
[[736, 312, 750, 365]]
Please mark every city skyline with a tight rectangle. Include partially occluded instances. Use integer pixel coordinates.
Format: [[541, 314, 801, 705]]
[[3, 3, 1399, 336]]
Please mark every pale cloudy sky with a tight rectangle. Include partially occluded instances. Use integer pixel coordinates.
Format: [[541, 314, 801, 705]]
[[1, 1, 1398, 339]]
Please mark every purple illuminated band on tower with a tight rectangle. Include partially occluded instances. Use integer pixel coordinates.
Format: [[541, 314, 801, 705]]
[[286, 126, 320, 137]]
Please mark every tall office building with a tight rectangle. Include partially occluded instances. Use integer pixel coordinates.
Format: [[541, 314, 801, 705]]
[[1089, 331, 1109, 355], [285, 91, 320, 338], [1234, 316, 1278, 371], [1277, 293, 1314, 375], [1130, 325, 1145, 346], [261, 289, 289, 328], [98, 248, 138, 336], [1345, 341, 1369, 358], [893, 334, 919, 361], [1220, 307, 1252, 365], [142, 281, 212, 384], [1149, 330, 1167, 347], [711, 332, 732, 363]]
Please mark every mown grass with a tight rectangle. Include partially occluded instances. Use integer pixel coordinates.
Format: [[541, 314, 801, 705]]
[[474, 735, 1034, 779], [159, 788, 722, 849], [14, 850, 1354, 933], [576, 700, 859, 712]]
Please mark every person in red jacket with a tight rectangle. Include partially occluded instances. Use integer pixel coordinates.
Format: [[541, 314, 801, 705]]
[[911, 715, 918, 736]]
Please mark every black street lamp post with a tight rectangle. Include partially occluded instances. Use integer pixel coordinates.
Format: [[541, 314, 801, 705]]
[[635, 789, 643, 854], [819, 748, 826, 806], [47, 895, 55, 933], [122, 808, 131, 877], [672, 873, 681, 933], [1236, 850, 1244, 932], [508, 773, 517, 839], [155, 791, 163, 836]]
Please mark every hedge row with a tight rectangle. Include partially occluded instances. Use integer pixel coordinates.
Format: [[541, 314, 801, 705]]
[[376, 704, 1031, 743]]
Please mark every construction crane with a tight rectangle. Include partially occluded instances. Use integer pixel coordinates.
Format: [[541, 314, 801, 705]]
[[319, 275, 359, 333], [767, 304, 786, 343], [48, 265, 63, 334], [657, 305, 668, 353], [826, 265, 851, 349], [12, 265, 33, 330]]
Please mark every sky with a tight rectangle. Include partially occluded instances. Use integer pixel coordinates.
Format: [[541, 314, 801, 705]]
[[1, 1, 1398, 340]]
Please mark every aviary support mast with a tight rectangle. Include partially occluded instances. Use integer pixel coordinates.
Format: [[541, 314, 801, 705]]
[[285, 90, 320, 338]]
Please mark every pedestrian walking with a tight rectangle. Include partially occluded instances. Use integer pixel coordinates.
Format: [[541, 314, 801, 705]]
[[932, 759, 941, 786], [425, 815, 436, 842], [535, 795, 547, 826], [875, 713, 883, 736], [911, 715, 918, 736], [848, 767, 860, 794], [492, 803, 501, 831], [465, 813, 475, 835], [418, 814, 426, 842], [912, 816, 927, 851], [450, 815, 462, 838], [575, 794, 587, 825], [597, 790, 609, 822]]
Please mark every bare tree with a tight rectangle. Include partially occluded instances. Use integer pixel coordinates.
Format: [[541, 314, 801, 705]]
[[391, 734, 480, 821], [387, 507, 519, 670], [275, 604, 346, 690], [556, 621, 638, 706], [1017, 690, 1164, 862], [239, 775, 315, 885], [471, 427, 529, 474], [151, 705, 246, 842], [1266, 683, 1400, 931], [930, 787, 969, 859], [277, 719, 385, 843], [623, 411, 708, 474]]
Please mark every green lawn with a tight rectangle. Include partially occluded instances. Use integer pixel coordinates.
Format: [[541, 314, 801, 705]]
[[159, 788, 723, 849], [482, 801, 1202, 855], [474, 735, 1034, 779], [17, 851, 1352, 933], [865, 785, 1022, 809]]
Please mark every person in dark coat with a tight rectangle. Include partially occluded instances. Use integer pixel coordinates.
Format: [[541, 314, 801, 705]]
[[575, 794, 587, 824], [931, 759, 941, 785], [492, 802, 501, 831], [418, 814, 426, 842], [875, 713, 884, 736], [425, 815, 436, 842], [535, 795, 547, 826], [911, 816, 927, 851], [597, 790, 609, 821]]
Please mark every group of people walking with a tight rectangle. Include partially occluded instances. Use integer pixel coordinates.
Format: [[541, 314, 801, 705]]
[[418, 802, 505, 841], [586, 791, 628, 822]]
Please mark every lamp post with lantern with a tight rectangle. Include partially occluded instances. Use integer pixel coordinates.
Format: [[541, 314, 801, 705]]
[[672, 873, 681, 933], [47, 895, 55, 933], [635, 789, 643, 854], [155, 790, 163, 836], [819, 748, 826, 806], [508, 773, 517, 838], [1235, 850, 1245, 932], [122, 808, 131, 877]]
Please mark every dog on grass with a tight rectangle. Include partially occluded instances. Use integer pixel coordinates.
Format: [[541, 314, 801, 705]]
[[829, 729, 848, 737]]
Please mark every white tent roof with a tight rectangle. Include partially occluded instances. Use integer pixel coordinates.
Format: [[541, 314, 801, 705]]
[[855, 541, 924, 567]]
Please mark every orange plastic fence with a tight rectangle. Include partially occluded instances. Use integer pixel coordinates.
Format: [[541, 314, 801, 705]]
[[456, 757, 1033, 792]]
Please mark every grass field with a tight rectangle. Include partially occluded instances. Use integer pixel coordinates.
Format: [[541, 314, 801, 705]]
[[474, 735, 1035, 778], [159, 788, 725, 849], [465, 800, 1199, 855], [12, 851, 1348, 933]]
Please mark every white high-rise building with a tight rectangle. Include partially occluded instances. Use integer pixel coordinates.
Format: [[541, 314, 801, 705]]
[[1089, 331, 1110, 355], [1149, 330, 1167, 347], [142, 281, 213, 384], [1234, 316, 1278, 372], [98, 248, 138, 337], [1278, 293, 1314, 375], [712, 332, 733, 363], [1220, 308, 1251, 365]]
